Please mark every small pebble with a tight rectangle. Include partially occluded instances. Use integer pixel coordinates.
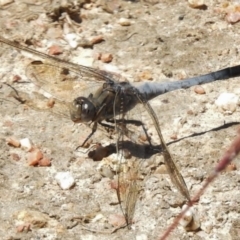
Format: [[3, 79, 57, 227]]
[[55, 172, 75, 190], [226, 12, 240, 23], [6, 137, 20, 148], [179, 205, 193, 228], [65, 33, 79, 48], [108, 214, 126, 227], [100, 53, 113, 63], [188, 0, 207, 9], [215, 92, 239, 113], [27, 148, 43, 166], [48, 45, 63, 55], [194, 85, 205, 94], [38, 157, 51, 167], [20, 138, 33, 151], [180, 204, 200, 231], [90, 35, 104, 45], [118, 18, 131, 26]]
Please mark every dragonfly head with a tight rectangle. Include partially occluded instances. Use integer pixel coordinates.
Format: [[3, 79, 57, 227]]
[[70, 97, 96, 123]]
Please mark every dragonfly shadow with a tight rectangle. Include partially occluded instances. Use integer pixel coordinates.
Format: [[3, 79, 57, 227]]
[[168, 121, 240, 146], [88, 121, 240, 162], [87, 141, 161, 161]]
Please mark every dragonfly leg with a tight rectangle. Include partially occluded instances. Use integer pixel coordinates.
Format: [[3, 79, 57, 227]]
[[77, 122, 98, 149], [106, 118, 153, 146], [99, 121, 115, 132]]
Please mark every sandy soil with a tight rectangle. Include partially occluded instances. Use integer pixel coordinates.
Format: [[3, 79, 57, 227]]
[[1, 1, 240, 239]]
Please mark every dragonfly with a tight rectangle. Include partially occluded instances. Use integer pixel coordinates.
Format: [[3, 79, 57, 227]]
[[1, 36, 240, 229]]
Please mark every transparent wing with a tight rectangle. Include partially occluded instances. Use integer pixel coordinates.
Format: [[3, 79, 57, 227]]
[[0, 36, 121, 86], [25, 60, 117, 102], [0, 37, 126, 119], [114, 94, 145, 227], [142, 101, 190, 200], [8, 88, 71, 119], [112, 86, 192, 227]]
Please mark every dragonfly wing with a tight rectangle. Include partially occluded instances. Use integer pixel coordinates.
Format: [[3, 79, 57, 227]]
[[116, 154, 142, 227], [143, 101, 190, 200], [112, 90, 146, 227], [26, 61, 89, 101], [113, 85, 191, 227], [9, 88, 70, 119], [0, 36, 121, 85]]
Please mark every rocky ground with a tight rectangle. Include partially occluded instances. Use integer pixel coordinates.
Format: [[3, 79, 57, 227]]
[[1, 0, 240, 239]]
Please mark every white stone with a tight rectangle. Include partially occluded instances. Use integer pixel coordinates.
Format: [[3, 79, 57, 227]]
[[64, 33, 79, 49], [179, 204, 193, 227], [215, 92, 239, 113], [179, 204, 200, 231], [20, 138, 33, 151], [188, 0, 206, 8], [55, 172, 75, 190], [118, 18, 131, 26]]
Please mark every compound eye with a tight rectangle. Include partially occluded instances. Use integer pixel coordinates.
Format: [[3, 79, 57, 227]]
[[70, 97, 96, 123]]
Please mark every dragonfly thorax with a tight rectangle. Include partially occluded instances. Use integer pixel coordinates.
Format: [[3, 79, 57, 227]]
[[70, 97, 96, 123]]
